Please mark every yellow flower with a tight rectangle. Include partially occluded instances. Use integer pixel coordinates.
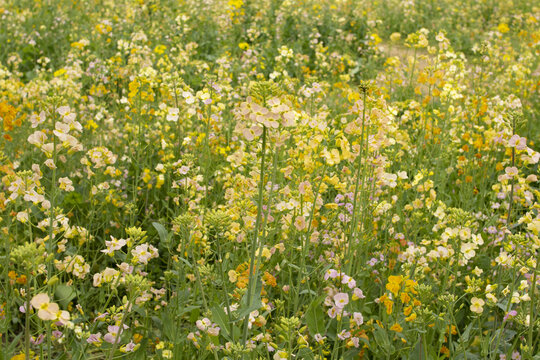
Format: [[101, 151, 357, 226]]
[[390, 32, 401, 42], [405, 313, 417, 322], [390, 323, 403, 332], [380, 294, 394, 315], [386, 282, 400, 296], [404, 279, 417, 294], [497, 23, 510, 34], [154, 45, 167, 55], [386, 275, 403, 295]]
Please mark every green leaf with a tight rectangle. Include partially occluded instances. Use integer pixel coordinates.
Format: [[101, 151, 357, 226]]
[[297, 348, 314, 359], [55, 284, 77, 308], [211, 305, 231, 340], [237, 277, 263, 319], [305, 295, 325, 336], [343, 349, 361, 360], [153, 222, 170, 244], [459, 322, 475, 344], [408, 339, 422, 360], [373, 325, 394, 355]]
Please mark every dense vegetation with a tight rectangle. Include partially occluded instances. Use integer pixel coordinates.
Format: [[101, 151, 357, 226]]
[[0, 0, 539, 359]]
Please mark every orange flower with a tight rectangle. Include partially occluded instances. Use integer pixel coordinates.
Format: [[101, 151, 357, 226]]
[[263, 271, 277, 287], [400, 292, 411, 304], [405, 313, 417, 322], [404, 305, 413, 316]]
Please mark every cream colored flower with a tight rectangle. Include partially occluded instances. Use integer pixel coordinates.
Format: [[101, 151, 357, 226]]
[[31, 293, 59, 321], [470, 297, 484, 314]]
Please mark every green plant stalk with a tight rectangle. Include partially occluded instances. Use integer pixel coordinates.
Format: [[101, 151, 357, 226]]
[[346, 89, 367, 275], [527, 256, 540, 356], [1, 209, 13, 357], [242, 124, 267, 346], [46, 106, 59, 360], [409, 48, 418, 90], [254, 147, 278, 293], [190, 239, 209, 312], [215, 235, 235, 341], [491, 268, 518, 359], [77, 245, 134, 359], [203, 88, 213, 211], [107, 291, 136, 360], [330, 314, 343, 360], [24, 202, 34, 360], [295, 165, 327, 312], [24, 268, 30, 360]]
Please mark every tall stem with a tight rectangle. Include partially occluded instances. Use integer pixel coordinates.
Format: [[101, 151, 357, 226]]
[[242, 125, 267, 345], [346, 89, 367, 275], [47, 106, 58, 360], [528, 256, 540, 355]]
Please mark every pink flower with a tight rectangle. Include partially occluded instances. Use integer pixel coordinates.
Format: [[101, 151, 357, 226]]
[[333, 293, 349, 309], [324, 269, 338, 280], [104, 325, 122, 344], [505, 167, 519, 178], [341, 275, 356, 289], [327, 307, 337, 319], [353, 288, 365, 300], [87, 333, 102, 344], [508, 135, 527, 150], [353, 312, 364, 326]]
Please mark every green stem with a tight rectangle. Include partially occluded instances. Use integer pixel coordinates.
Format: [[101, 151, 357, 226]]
[[242, 125, 267, 346], [346, 89, 367, 275], [528, 255, 540, 355]]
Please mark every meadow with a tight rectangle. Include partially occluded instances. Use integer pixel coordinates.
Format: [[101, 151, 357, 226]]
[[0, 0, 539, 359]]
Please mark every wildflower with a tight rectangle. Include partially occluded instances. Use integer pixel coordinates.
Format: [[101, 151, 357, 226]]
[[352, 312, 363, 326], [505, 167, 519, 178], [390, 323, 403, 332], [352, 288, 365, 300], [314, 333, 326, 344], [341, 275, 356, 289], [104, 325, 122, 344], [508, 135, 527, 150], [131, 243, 159, 264], [294, 216, 306, 231], [333, 293, 349, 309], [120, 341, 138, 353], [87, 332, 102, 345], [274, 350, 289, 360], [386, 275, 403, 295], [166, 107, 179, 122], [30, 293, 60, 321], [470, 297, 485, 314], [324, 269, 339, 280], [101, 236, 127, 255]]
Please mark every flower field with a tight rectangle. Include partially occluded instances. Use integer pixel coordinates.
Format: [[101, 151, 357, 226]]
[[0, 0, 539, 359]]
